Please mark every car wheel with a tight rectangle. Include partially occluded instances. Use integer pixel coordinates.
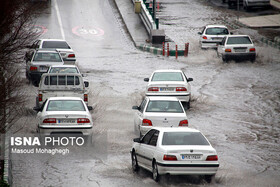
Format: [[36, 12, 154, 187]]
[[186, 101, 190, 109], [250, 57, 256, 63], [222, 55, 228, 62], [131, 151, 139, 172], [205, 175, 215, 183], [152, 161, 160, 182]]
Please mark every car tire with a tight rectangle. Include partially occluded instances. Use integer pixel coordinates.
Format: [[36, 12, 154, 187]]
[[186, 101, 190, 109], [205, 175, 215, 183], [131, 151, 139, 172], [152, 161, 160, 182]]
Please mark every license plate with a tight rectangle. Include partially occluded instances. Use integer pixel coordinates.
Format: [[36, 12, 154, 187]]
[[160, 87, 174, 91], [234, 49, 246, 52], [58, 119, 76, 123], [212, 37, 222, 41], [182, 154, 202, 160]]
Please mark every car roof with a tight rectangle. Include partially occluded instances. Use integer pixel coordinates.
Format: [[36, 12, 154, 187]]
[[153, 69, 183, 73], [40, 39, 67, 42], [48, 97, 83, 101], [206, 25, 228, 28], [146, 96, 180, 101], [49, 65, 78, 68], [151, 127, 200, 133]]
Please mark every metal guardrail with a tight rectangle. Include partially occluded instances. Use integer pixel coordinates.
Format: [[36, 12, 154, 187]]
[[131, 0, 157, 35]]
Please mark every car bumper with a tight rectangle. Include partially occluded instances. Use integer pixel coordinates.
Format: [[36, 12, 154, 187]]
[[145, 93, 190, 102], [38, 125, 93, 136], [201, 41, 219, 49], [223, 53, 256, 61], [157, 162, 219, 175]]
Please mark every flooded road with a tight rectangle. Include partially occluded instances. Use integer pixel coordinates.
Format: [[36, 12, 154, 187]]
[[10, 0, 280, 186]]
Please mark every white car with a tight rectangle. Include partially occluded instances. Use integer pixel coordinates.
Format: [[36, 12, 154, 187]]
[[34, 97, 93, 136], [47, 65, 81, 74], [144, 70, 193, 109], [28, 39, 76, 62], [243, 0, 271, 10], [131, 127, 219, 182], [217, 35, 256, 62], [132, 96, 188, 137], [198, 25, 231, 49]]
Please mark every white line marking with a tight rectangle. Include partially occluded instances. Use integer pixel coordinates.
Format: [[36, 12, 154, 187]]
[[54, 0, 65, 40]]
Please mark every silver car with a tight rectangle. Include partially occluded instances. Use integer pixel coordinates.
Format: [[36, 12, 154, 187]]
[[132, 96, 188, 137]]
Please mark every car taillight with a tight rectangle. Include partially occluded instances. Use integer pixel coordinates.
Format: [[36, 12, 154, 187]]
[[30, 66, 37, 71], [142, 119, 152, 126], [77, 118, 90, 123], [163, 155, 177, 161], [176, 87, 187, 91], [225, 49, 231, 52], [179, 120, 188, 126], [38, 94, 42, 102], [84, 94, 88, 102], [43, 118, 56, 123], [148, 87, 159, 92], [249, 48, 255, 52], [206, 155, 218, 161], [68, 54, 75, 57], [202, 36, 207, 40]]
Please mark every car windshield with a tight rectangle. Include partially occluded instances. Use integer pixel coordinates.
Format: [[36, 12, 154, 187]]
[[146, 101, 184, 113], [152, 72, 183, 81], [46, 100, 85, 111], [162, 132, 210, 145], [42, 41, 71, 49], [49, 67, 78, 73], [205, 27, 229, 35], [227, 37, 252, 45], [33, 52, 62, 62]]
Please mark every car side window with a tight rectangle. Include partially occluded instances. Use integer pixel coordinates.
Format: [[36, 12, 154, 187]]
[[148, 130, 159, 146], [139, 99, 147, 113], [142, 130, 155, 144]]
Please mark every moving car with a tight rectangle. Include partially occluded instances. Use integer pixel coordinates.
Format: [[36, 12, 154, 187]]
[[25, 49, 64, 86], [34, 97, 93, 136], [243, 0, 271, 10], [217, 35, 256, 62], [131, 127, 219, 182], [198, 25, 231, 49], [132, 96, 188, 137], [28, 39, 76, 62], [144, 70, 193, 109], [47, 65, 81, 74]]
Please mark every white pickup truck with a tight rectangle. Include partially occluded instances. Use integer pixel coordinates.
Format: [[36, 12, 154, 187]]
[[36, 73, 89, 107]]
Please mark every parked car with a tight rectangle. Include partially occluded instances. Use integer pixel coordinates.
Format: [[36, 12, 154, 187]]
[[243, 0, 271, 10], [144, 70, 193, 109], [217, 35, 256, 62], [28, 39, 76, 62], [25, 49, 64, 86], [36, 73, 89, 107], [132, 96, 188, 137], [47, 65, 81, 74], [198, 25, 231, 49], [34, 97, 93, 136], [131, 127, 219, 182]]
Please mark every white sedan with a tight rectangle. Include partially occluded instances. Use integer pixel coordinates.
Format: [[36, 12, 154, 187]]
[[34, 97, 93, 136], [144, 70, 193, 109], [217, 35, 256, 62], [131, 127, 219, 182], [132, 96, 188, 137], [198, 25, 231, 49]]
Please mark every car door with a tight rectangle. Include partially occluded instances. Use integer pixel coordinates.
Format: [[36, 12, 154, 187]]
[[144, 130, 159, 169], [135, 98, 147, 131]]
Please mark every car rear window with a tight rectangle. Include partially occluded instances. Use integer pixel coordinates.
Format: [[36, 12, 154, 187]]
[[146, 101, 183, 113], [162, 132, 210, 145], [205, 27, 229, 35], [152, 72, 183, 81], [44, 75, 80, 85], [46, 100, 85, 111], [49, 67, 78, 73], [227, 37, 252, 45], [42, 41, 70, 49], [33, 52, 62, 62]]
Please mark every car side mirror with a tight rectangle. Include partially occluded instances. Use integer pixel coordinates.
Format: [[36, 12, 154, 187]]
[[132, 106, 140, 110], [84, 81, 89, 87], [87, 106, 93, 111], [187, 78, 193, 82], [33, 106, 42, 112], [144, 78, 149, 82], [198, 32, 202, 35], [133, 138, 140, 143]]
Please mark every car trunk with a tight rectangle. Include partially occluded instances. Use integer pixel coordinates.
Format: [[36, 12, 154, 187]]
[[148, 81, 186, 93], [145, 113, 187, 127]]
